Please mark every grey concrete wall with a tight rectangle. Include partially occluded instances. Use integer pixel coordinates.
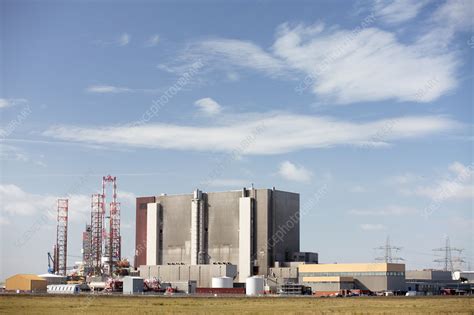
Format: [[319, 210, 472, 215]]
[[253, 189, 270, 275], [269, 267, 299, 285], [206, 191, 241, 265], [355, 276, 405, 292], [406, 270, 452, 281], [157, 194, 193, 264], [354, 276, 388, 292], [269, 267, 299, 280], [305, 282, 354, 292], [139, 264, 237, 287], [271, 190, 300, 263], [386, 275, 407, 291]]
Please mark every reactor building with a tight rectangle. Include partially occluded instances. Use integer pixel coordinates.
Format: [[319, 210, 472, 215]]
[[135, 187, 316, 283]]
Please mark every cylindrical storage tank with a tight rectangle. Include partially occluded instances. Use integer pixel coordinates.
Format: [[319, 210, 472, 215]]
[[246, 276, 264, 296], [211, 277, 233, 288], [89, 282, 106, 291]]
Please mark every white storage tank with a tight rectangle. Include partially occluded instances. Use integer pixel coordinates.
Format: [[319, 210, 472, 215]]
[[47, 284, 80, 294], [245, 276, 264, 296], [89, 282, 106, 291], [211, 277, 233, 288]]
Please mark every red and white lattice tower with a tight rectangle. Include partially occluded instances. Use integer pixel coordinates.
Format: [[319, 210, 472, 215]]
[[110, 202, 121, 264], [56, 199, 68, 276], [90, 193, 103, 275], [102, 175, 121, 274]]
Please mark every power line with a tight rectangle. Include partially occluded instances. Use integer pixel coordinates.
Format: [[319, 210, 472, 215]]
[[433, 236, 465, 272], [374, 236, 404, 263]]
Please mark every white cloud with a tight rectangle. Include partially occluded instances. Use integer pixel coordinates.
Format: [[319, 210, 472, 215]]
[[431, 0, 474, 32], [85, 85, 161, 94], [146, 34, 160, 47], [0, 184, 136, 222], [194, 97, 222, 115], [0, 99, 10, 108], [86, 85, 132, 94], [416, 180, 473, 201], [448, 161, 472, 178], [360, 223, 386, 231], [173, 3, 469, 105], [0, 144, 46, 167], [414, 162, 473, 201], [278, 161, 312, 182], [372, 0, 430, 25], [0, 145, 29, 162], [0, 184, 57, 216], [118, 33, 130, 46], [349, 205, 417, 216], [42, 113, 460, 155], [193, 39, 287, 77], [0, 98, 27, 109], [417, 0, 474, 50], [273, 23, 457, 104]]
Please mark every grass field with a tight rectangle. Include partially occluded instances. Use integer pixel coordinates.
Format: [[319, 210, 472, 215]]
[[0, 295, 473, 314]]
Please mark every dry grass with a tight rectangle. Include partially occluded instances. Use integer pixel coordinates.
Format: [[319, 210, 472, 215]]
[[0, 295, 473, 314]]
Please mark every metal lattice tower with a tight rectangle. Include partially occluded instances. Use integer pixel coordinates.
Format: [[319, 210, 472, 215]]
[[433, 236, 464, 272], [90, 193, 103, 275], [53, 244, 59, 274], [102, 175, 121, 274], [56, 199, 68, 276], [82, 224, 92, 275], [109, 202, 121, 269], [375, 236, 404, 263]]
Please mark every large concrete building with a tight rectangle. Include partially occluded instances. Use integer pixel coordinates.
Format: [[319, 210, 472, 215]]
[[135, 187, 302, 282]]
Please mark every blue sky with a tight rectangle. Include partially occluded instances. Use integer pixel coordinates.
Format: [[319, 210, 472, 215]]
[[1, 0, 473, 280]]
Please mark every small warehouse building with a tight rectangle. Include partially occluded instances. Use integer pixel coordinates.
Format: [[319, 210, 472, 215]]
[[406, 270, 462, 294], [6, 274, 47, 292], [123, 276, 144, 294]]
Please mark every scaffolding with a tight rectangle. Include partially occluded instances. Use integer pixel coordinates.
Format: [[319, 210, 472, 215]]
[[102, 175, 121, 274], [109, 202, 121, 266], [82, 224, 92, 275], [56, 199, 68, 276], [90, 193, 103, 275], [84, 175, 122, 276]]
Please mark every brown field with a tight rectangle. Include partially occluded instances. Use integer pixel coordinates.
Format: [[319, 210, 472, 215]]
[[0, 294, 473, 314]]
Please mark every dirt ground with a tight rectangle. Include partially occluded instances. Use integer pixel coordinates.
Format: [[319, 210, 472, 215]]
[[0, 294, 473, 314]]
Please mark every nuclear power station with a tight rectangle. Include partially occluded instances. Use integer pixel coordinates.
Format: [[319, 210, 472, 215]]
[[135, 187, 317, 283], [5, 179, 472, 297]]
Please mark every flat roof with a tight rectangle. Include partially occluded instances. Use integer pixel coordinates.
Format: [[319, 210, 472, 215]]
[[8, 274, 47, 281]]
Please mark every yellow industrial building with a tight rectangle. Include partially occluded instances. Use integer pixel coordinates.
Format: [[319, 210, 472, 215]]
[[5, 274, 47, 292], [299, 263, 405, 294]]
